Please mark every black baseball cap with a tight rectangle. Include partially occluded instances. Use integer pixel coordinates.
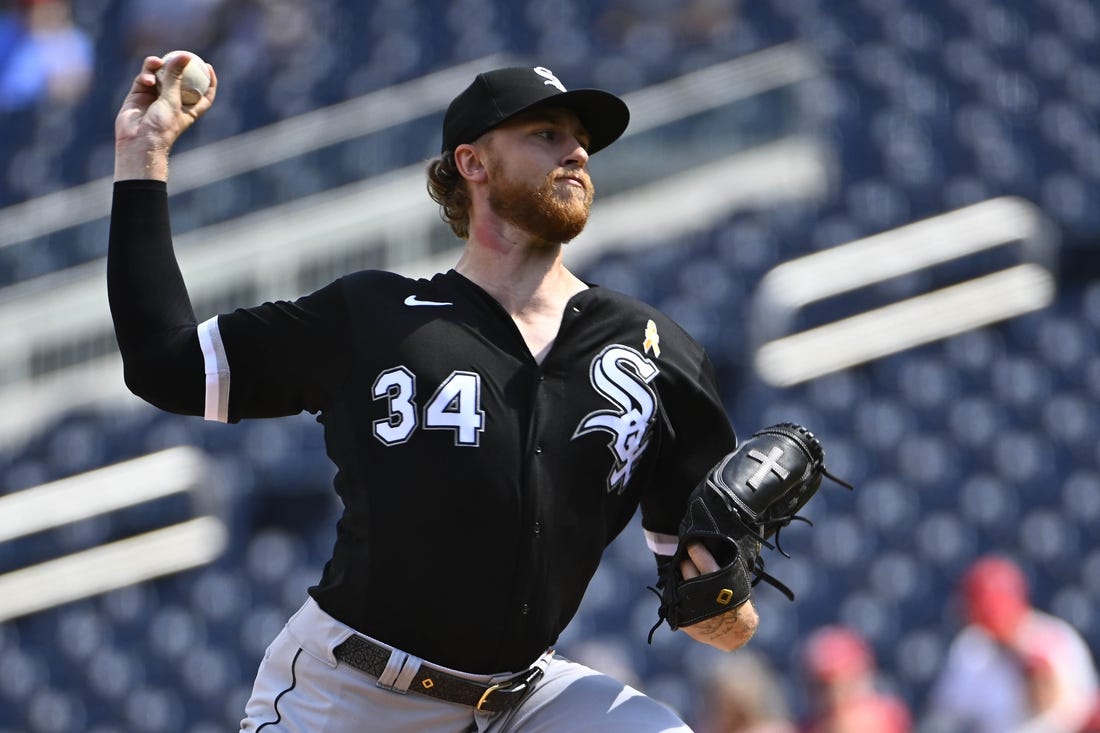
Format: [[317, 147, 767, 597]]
[[441, 66, 630, 155]]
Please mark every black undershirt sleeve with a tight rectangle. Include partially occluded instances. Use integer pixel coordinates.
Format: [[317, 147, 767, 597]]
[[107, 179, 205, 416]]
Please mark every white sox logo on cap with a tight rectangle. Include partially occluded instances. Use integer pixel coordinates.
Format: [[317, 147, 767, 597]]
[[533, 67, 567, 92]]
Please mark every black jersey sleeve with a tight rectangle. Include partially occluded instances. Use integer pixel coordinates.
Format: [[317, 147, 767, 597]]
[[213, 284, 351, 421], [639, 340, 736, 551], [108, 180, 351, 422]]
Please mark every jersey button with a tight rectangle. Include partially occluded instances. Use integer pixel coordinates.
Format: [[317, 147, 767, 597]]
[[520, 603, 529, 615], [533, 522, 541, 536], [534, 445, 543, 455]]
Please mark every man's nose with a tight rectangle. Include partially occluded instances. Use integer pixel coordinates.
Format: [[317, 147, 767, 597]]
[[563, 139, 589, 168]]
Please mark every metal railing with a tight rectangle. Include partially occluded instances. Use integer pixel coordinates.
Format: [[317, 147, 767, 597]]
[[750, 196, 1059, 386], [0, 447, 226, 622]]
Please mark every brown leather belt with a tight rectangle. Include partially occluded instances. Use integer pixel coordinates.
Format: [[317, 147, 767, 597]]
[[333, 634, 544, 713]]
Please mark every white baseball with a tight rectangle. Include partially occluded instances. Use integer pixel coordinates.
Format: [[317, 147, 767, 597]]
[[156, 50, 211, 106]]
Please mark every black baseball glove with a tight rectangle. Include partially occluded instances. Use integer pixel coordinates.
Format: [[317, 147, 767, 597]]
[[648, 422, 852, 640]]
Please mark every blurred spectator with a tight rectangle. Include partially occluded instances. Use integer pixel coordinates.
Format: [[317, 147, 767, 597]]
[[119, 0, 225, 59], [799, 625, 912, 733], [695, 648, 796, 733], [0, 0, 92, 112], [597, 0, 740, 49], [922, 555, 1100, 733], [592, 0, 742, 86]]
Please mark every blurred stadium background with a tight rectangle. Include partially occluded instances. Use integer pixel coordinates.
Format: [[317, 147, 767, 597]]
[[0, 0, 1098, 730]]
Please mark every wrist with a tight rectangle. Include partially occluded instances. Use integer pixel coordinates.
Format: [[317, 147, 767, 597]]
[[114, 143, 170, 182]]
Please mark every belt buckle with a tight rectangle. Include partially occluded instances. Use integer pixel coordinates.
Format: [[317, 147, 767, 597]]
[[475, 665, 544, 712]]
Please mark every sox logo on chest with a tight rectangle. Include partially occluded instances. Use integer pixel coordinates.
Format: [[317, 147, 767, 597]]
[[573, 345, 659, 494]]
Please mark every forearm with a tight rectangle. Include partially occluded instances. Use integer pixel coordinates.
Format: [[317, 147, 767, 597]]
[[681, 599, 758, 652], [107, 180, 204, 414]]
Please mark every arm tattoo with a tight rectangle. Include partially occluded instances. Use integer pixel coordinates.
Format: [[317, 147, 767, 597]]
[[685, 602, 758, 648]]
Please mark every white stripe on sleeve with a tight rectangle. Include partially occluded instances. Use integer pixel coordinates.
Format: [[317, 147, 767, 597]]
[[196, 316, 230, 423], [644, 529, 679, 557]]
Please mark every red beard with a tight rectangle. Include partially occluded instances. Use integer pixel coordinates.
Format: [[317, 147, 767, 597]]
[[487, 162, 595, 244]]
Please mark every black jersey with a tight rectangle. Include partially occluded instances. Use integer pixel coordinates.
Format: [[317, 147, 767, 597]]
[[108, 182, 736, 674]]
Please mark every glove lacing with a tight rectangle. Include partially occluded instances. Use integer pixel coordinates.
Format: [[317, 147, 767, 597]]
[[645, 459, 853, 642]]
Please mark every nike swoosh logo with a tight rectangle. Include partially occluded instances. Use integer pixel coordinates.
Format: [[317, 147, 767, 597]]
[[404, 295, 453, 307]]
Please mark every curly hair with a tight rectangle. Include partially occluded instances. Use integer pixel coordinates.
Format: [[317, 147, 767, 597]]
[[426, 151, 472, 239]]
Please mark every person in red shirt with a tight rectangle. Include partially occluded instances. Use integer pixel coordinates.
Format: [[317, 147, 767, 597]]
[[799, 625, 911, 733], [924, 555, 1099, 733]]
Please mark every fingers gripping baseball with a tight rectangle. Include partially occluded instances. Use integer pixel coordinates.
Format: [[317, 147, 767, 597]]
[[156, 50, 213, 106], [115, 52, 216, 165]]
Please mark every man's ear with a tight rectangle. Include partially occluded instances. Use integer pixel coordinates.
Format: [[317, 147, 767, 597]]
[[454, 143, 489, 183]]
